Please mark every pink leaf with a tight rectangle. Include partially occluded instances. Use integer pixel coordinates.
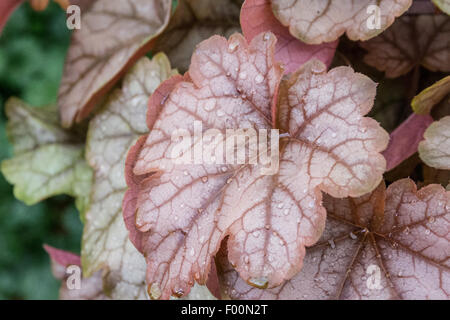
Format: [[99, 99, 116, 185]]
[[240, 0, 337, 74], [382, 113, 434, 171], [124, 32, 388, 299], [218, 179, 450, 299]]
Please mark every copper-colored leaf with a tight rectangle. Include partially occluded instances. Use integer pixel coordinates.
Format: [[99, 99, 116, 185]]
[[361, 15, 450, 78], [240, 0, 338, 74], [218, 179, 450, 299], [124, 32, 388, 299], [153, 0, 242, 73], [58, 0, 172, 127], [271, 0, 412, 44]]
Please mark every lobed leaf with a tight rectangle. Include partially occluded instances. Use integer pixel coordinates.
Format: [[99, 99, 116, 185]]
[[82, 54, 177, 299], [240, 0, 338, 74], [124, 32, 388, 299], [58, 0, 172, 127], [271, 0, 412, 44], [1, 98, 92, 212], [361, 15, 450, 78], [412, 76, 450, 115], [419, 116, 450, 170], [218, 179, 450, 299]]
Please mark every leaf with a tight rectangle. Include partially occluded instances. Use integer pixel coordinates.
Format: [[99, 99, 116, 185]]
[[271, 0, 412, 45], [218, 179, 450, 300], [0, 0, 22, 34], [58, 0, 172, 127], [382, 113, 433, 171], [44, 245, 108, 300], [240, 0, 338, 74], [1, 98, 92, 212], [433, 0, 450, 15], [360, 15, 450, 78], [419, 116, 450, 170], [412, 76, 450, 115], [153, 0, 242, 73], [124, 32, 389, 299], [82, 54, 177, 299]]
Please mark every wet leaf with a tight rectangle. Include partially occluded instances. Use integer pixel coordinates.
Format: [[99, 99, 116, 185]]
[[82, 54, 177, 299], [218, 179, 450, 299], [124, 32, 388, 299], [240, 0, 338, 74], [271, 0, 412, 44], [361, 15, 450, 78], [153, 0, 242, 73], [419, 116, 450, 170], [58, 0, 172, 127], [412, 76, 450, 114], [1, 98, 92, 212]]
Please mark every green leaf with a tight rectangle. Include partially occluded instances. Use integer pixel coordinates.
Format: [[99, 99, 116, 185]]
[[1, 98, 92, 213], [82, 54, 177, 299]]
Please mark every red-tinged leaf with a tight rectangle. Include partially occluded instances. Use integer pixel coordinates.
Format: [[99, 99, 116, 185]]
[[240, 0, 338, 74], [44, 245, 108, 300], [382, 113, 434, 171], [271, 0, 412, 44], [58, 0, 172, 127], [361, 15, 450, 78], [218, 179, 450, 300], [0, 0, 22, 34], [124, 32, 388, 299]]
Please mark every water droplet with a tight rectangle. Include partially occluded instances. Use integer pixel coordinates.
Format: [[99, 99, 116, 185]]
[[201, 176, 208, 183], [221, 166, 228, 173], [244, 255, 249, 264], [328, 239, 336, 249], [190, 248, 195, 256], [253, 230, 260, 238], [277, 203, 284, 209], [263, 33, 271, 41], [226, 72, 231, 77], [331, 131, 337, 138], [425, 229, 430, 235], [398, 271, 403, 277], [403, 227, 410, 234], [359, 127, 367, 133], [428, 216, 435, 223], [268, 256, 274, 262], [183, 171, 188, 176], [149, 283, 161, 300], [279, 239, 284, 245], [197, 208, 204, 214], [308, 201, 315, 208], [226, 178, 233, 184], [202, 99, 215, 111], [283, 209, 289, 216], [239, 72, 247, 80], [249, 277, 268, 289], [173, 288, 184, 298], [265, 225, 270, 230], [216, 110, 225, 117], [228, 41, 239, 53], [199, 236, 205, 243], [349, 232, 357, 240], [303, 188, 308, 194], [255, 74, 264, 84]]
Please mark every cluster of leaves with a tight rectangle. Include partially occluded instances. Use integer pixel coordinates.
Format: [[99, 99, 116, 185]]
[[0, 0, 449, 300]]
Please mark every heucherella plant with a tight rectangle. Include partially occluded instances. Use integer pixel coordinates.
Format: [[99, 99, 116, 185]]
[[0, 0, 448, 300]]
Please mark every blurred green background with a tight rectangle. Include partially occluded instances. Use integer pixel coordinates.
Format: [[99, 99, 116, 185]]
[[0, 2, 82, 299]]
